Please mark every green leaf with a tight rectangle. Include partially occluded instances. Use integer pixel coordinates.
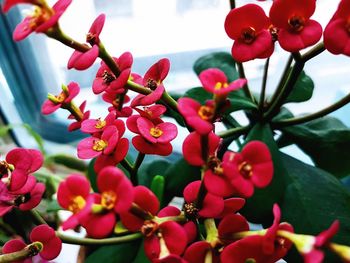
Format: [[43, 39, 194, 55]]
[[46, 199, 62, 212], [45, 154, 87, 172], [163, 158, 201, 204], [133, 241, 150, 263], [239, 123, 286, 225], [87, 159, 98, 192], [0, 125, 11, 137], [150, 175, 165, 205], [85, 241, 141, 263], [280, 153, 350, 247], [193, 52, 239, 82], [280, 116, 350, 178], [138, 159, 172, 188], [285, 70, 314, 103]]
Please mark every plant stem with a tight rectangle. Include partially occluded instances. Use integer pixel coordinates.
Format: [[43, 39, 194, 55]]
[[268, 55, 293, 107], [217, 125, 251, 139], [229, 0, 235, 9], [120, 158, 133, 173], [195, 169, 208, 210], [264, 55, 305, 121], [259, 57, 270, 115], [57, 232, 142, 245], [29, 210, 47, 225], [237, 63, 257, 104], [0, 242, 43, 263], [273, 92, 350, 128], [302, 42, 325, 62], [130, 153, 145, 186]]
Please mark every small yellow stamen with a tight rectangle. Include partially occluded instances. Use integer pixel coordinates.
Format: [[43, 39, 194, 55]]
[[239, 161, 253, 178], [68, 196, 86, 213], [101, 190, 117, 210], [95, 118, 106, 129], [150, 127, 163, 138], [92, 139, 108, 151], [198, 105, 214, 121], [214, 82, 228, 90], [28, 7, 52, 29]]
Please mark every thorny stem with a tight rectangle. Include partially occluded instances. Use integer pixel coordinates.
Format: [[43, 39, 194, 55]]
[[217, 125, 251, 139], [272, 92, 350, 128], [0, 242, 43, 263]]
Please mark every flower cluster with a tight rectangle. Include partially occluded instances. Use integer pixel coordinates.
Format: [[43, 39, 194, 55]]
[[1, 0, 350, 262]]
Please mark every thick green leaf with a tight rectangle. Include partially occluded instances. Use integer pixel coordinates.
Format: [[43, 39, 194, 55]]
[[285, 70, 314, 103], [193, 52, 239, 82], [138, 159, 171, 188], [133, 241, 150, 263], [280, 116, 350, 178], [150, 175, 165, 205], [46, 199, 62, 212], [163, 158, 201, 203], [85, 241, 141, 263], [239, 123, 286, 225], [280, 153, 350, 246]]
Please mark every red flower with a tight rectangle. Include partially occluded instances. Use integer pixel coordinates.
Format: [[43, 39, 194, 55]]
[[2, 0, 42, 12], [57, 174, 91, 230], [131, 58, 170, 107], [225, 140, 273, 198], [41, 82, 80, 115], [184, 241, 220, 263], [67, 14, 105, 70], [324, 0, 350, 56], [92, 52, 133, 94], [269, 0, 322, 52], [199, 68, 246, 96], [182, 131, 221, 166], [11, 0, 72, 41], [77, 125, 119, 159], [2, 238, 31, 263], [225, 4, 274, 62], [1, 148, 43, 191]]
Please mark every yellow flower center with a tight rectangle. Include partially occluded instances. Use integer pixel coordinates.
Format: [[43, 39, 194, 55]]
[[288, 15, 305, 32], [29, 7, 52, 29], [101, 190, 117, 210], [241, 27, 256, 44], [198, 105, 215, 121], [238, 161, 253, 178], [92, 139, 108, 151], [150, 127, 163, 138], [214, 82, 228, 90], [68, 196, 86, 214], [55, 92, 67, 103], [95, 118, 107, 129]]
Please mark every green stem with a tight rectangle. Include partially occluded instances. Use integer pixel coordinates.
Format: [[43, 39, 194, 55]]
[[120, 158, 133, 174], [264, 55, 305, 121], [217, 125, 251, 139], [0, 242, 43, 263], [259, 57, 270, 115], [204, 218, 218, 243], [29, 210, 47, 225], [161, 91, 179, 113], [57, 232, 142, 245], [273, 92, 350, 128], [195, 169, 208, 210], [130, 153, 145, 186], [268, 55, 293, 107], [229, 0, 235, 9], [237, 63, 257, 104], [301, 42, 325, 62]]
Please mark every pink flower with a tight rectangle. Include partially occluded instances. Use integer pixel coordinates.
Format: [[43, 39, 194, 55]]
[[57, 174, 91, 230], [80, 112, 120, 135], [67, 100, 90, 132], [199, 68, 246, 96], [2, 0, 42, 13], [41, 82, 80, 115], [67, 14, 105, 70], [12, 0, 72, 41], [102, 92, 132, 117], [77, 125, 119, 159], [225, 140, 273, 198], [131, 58, 170, 107], [3, 225, 62, 261], [324, 0, 350, 56], [269, 0, 322, 52], [92, 52, 133, 94], [1, 148, 43, 191], [225, 4, 274, 62], [178, 98, 215, 135]]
